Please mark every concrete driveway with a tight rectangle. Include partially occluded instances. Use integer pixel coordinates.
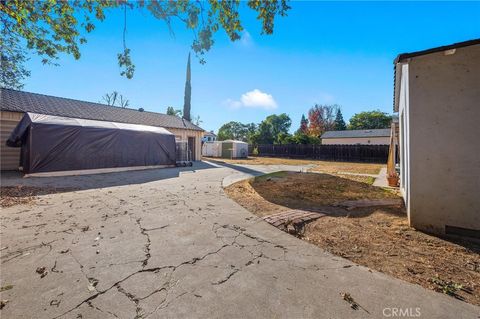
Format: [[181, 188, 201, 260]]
[[0, 162, 478, 318]]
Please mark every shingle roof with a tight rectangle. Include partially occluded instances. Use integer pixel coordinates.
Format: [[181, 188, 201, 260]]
[[204, 131, 217, 137], [321, 129, 390, 139], [0, 88, 204, 131]]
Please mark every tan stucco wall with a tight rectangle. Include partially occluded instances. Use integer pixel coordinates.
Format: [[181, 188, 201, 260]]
[[322, 137, 389, 145], [0, 111, 23, 170], [167, 128, 204, 161], [406, 44, 480, 234]]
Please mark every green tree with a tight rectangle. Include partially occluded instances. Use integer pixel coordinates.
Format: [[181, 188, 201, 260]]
[[0, 1, 290, 88], [334, 109, 347, 130], [291, 133, 321, 144], [217, 121, 256, 142], [307, 104, 338, 137], [297, 114, 309, 134], [166, 106, 182, 117], [251, 113, 291, 144], [276, 132, 293, 144], [348, 110, 392, 130], [244, 123, 258, 144], [0, 19, 30, 89]]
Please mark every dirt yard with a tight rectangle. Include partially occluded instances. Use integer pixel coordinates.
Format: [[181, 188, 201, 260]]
[[225, 171, 480, 305], [0, 186, 77, 207], [205, 156, 384, 175]]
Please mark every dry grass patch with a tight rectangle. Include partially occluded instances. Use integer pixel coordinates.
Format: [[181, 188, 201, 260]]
[[206, 156, 384, 175], [247, 171, 396, 208], [225, 171, 480, 305], [309, 162, 383, 175], [304, 209, 480, 305]]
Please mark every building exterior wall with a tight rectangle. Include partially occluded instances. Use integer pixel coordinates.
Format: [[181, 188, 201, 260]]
[[398, 63, 411, 213], [322, 137, 389, 145], [404, 44, 480, 234], [168, 128, 203, 161], [0, 111, 23, 170]]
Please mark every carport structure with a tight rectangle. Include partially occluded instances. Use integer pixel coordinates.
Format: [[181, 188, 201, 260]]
[[6, 113, 177, 174]]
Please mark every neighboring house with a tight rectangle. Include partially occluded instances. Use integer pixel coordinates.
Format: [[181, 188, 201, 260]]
[[321, 129, 390, 145], [202, 131, 217, 142], [0, 88, 204, 171], [394, 39, 480, 238]]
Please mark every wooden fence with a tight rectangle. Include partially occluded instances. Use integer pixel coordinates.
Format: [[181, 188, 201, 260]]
[[248, 144, 389, 163]]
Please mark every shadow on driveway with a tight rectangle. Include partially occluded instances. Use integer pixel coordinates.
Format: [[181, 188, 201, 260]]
[[0, 161, 219, 193], [203, 159, 266, 176]]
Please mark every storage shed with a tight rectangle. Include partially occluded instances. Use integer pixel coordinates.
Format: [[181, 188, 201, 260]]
[[6, 113, 176, 174], [202, 141, 222, 157], [221, 140, 248, 158], [202, 140, 248, 159]]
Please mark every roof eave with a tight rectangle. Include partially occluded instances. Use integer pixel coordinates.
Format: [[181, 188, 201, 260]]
[[393, 61, 403, 113], [395, 38, 480, 64], [392, 38, 480, 113]]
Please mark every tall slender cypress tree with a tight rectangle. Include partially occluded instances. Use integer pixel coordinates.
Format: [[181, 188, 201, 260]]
[[183, 53, 191, 121], [334, 109, 347, 130]]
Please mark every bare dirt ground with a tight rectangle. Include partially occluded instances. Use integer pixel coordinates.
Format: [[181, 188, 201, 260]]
[[204, 156, 384, 175], [225, 171, 480, 305], [0, 186, 78, 208]]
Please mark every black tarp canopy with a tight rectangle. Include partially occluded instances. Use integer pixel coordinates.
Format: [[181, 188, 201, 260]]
[[7, 112, 176, 174]]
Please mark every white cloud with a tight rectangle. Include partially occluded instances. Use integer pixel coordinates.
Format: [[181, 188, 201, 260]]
[[241, 89, 277, 109], [225, 89, 278, 110]]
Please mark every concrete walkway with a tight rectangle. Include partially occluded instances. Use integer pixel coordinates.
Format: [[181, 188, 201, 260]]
[[0, 162, 477, 318]]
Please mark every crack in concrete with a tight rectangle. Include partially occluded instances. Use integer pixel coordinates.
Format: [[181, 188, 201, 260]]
[[212, 268, 240, 285], [51, 259, 60, 273], [208, 223, 344, 280], [144, 225, 169, 232], [136, 278, 182, 319], [53, 244, 229, 318], [144, 290, 189, 319], [49, 191, 335, 318], [114, 284, 143, 319], [135, 218, 151, 267], [86, 301, 120, 318], [70, 251, 99, 293], [1, 239, 58, 264]]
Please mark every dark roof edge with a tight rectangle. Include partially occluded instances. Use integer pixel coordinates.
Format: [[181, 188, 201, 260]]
[[0, 88, 204, 131], [393, 38, 480, 112], [394, 38, 480, 63], [1, 88, 143, 113]]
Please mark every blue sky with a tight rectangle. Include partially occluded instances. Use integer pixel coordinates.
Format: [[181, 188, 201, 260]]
[[23, 1, 479, 133]]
